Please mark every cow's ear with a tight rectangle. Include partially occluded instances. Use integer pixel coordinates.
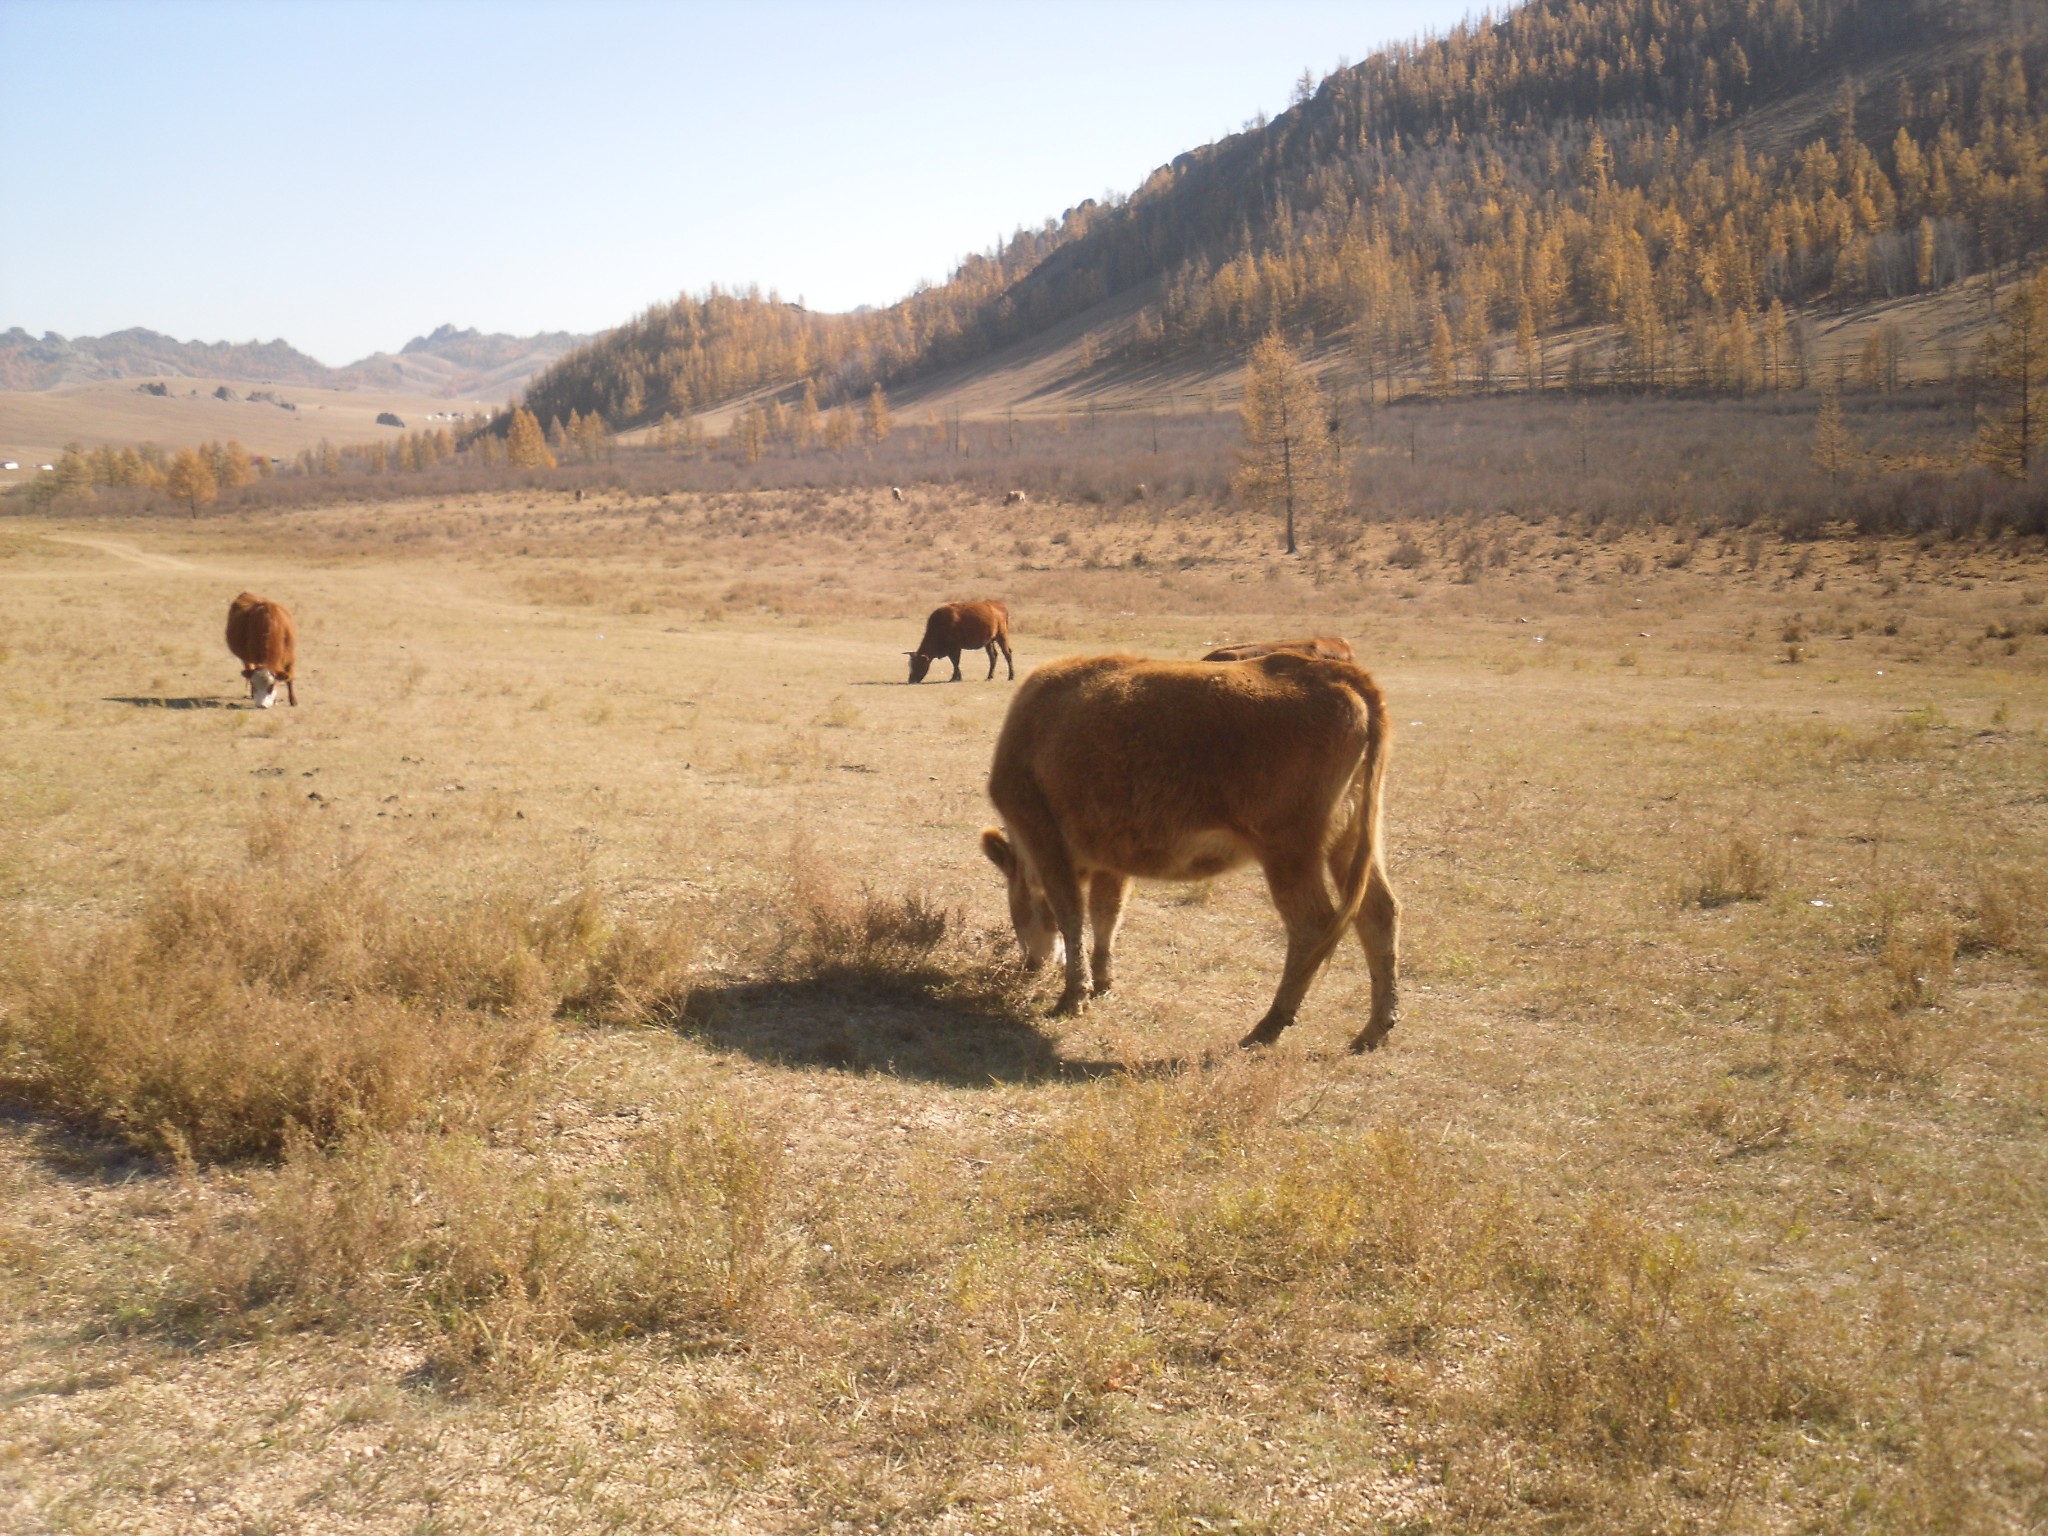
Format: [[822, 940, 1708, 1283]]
[[980, 828, 1015, 874]]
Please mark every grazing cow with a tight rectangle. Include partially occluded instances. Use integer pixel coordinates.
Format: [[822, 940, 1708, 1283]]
[[1003, 489, 1028, 506], [1201, 635, 1357, 664], [981, 652, 1398, 1051], [908, 599, 1014, 684], [891, 485, 906, 503], [225, 591, 298, 708]]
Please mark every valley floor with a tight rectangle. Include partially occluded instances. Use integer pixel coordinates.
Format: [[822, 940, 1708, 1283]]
[[1, 488, 2044, 1533]]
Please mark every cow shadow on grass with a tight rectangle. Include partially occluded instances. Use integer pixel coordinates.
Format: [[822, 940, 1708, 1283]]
[[670, 976, 1142, 1085], [104, 695, 237, 710]]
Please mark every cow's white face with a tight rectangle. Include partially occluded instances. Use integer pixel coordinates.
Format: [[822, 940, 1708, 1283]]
[[246, 668, 279, 709], [980, 828, 1061, 972]]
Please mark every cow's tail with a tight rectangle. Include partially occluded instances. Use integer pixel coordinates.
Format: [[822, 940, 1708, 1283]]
[[1299, 669, 1390, 986]]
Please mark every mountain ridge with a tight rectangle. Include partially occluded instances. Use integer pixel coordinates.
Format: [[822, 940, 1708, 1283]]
[[0, 323, 593, 398]]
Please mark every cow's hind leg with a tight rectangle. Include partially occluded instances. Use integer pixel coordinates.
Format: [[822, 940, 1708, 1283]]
[[1086, 871, 1130, 996], [1241, 855, 1339, 1047], [1325, 841, 1401, 1052], [1005, 787, 1090, 1014], [984, 641, 1000, 679], [999, 634, 1014, 679]]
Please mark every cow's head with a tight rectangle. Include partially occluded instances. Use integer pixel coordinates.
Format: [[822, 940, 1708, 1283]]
[[244, 667, 280, 709], [980, 828, 1061, 972], [906, 651, 933, 684]]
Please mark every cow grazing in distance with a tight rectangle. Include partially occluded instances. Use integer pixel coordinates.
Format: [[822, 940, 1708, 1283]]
[[1201, 635, 1357, 664], [890, 485, 906, 503], [225, 591, 298, 708], [908, 599, 1014, 683], [981, 652, 1399, 1051], [1003, 489, 1028, 506]]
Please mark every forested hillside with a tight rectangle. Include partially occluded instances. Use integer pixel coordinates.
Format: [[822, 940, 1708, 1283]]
[[523, 0, 2045, 430]]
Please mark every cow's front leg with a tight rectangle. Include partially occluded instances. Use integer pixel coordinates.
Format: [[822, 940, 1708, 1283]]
[[948, 649, 964, 681], [1086, 871, 1130, 996], [1047, 878, 1090, 1015]]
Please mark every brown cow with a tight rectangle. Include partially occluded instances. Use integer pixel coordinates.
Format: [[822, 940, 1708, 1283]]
[[908, 599, 1014, 683], [980, 652, 1398, 1051], [1201, 635, 1357, 664], [225, 591, 298, 708]]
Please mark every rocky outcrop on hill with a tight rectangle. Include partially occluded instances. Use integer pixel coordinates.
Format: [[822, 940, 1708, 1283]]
[[336, 324, 594, 399]]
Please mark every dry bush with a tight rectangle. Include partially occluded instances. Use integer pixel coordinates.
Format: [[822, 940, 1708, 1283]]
[[1880, 913, 1957, 1011], [153, 1095, 797, 1382], [1023, 1056, 1298, 1225], [1818, 983, 1933, 1080], [154, 1129, 587, 1382], [0, 855, 699, 1161], [1498, 1209, 1837, 1473], [602, 1102, 795, 1345], [1961, 861, 2048, 957], [770, 835, 1027, 1014], [1675, 827, 1779, 908], [1022, 1073, 1845, 1498]]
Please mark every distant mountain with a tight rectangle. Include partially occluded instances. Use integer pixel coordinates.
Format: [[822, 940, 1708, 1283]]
[[0, 328, 332, 392], [0, 323, 594, 398], [335, 324, 595, 400]]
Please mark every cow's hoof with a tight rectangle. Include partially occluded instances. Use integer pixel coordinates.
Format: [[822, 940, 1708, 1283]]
[[1052, 989, 1089, 1017], [1350, 1012, 1398, 1054], [1239, 1016, 1289, 1049]]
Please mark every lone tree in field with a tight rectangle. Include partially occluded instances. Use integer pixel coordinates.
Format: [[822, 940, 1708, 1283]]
[[1234, 331, 1341, 554], [1812, 382, 1853, 483], [505, 406, 555, 470], [863, 383, 892, 445], [1978, 265, 2048, 479], [164, 447, 217, 516]]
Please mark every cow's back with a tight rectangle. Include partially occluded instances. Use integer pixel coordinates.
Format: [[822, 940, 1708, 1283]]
[[226, 592, 295, 674], [992, 654, 1380, 860], [1202, 636, 1356, 664], [924, 599, 1006, 651]]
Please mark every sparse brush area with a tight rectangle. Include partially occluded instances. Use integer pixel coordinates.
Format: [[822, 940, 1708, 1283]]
[[0, 837, 699, 1161], [0, 467, 2044, 1532]]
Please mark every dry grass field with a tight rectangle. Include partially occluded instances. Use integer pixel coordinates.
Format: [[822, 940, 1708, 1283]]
[[0, 379, 490, 469], [1, 481, 2045, 1534]]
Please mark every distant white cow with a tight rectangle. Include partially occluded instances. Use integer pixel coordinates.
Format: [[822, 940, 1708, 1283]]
[[1003, 489, 1028, 506], [891, 486, 906, 503]]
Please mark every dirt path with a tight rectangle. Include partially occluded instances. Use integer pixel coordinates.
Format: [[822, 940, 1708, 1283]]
[[40, 534, 202, 572]]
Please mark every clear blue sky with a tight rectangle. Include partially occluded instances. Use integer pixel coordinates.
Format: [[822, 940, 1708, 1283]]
[[1, 0, 1476, 366]]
